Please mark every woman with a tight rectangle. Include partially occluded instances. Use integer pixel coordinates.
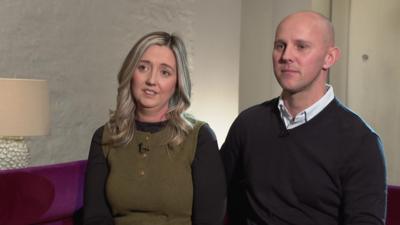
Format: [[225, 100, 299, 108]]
[[83, 31, 226, 225]]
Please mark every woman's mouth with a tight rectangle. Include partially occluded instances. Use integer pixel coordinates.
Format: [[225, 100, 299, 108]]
[[143, 89, 157, 96]]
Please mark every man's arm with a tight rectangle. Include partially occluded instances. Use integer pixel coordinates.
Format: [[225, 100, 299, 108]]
[[341, 132, 387, 225], [220, 118, 248, 225]]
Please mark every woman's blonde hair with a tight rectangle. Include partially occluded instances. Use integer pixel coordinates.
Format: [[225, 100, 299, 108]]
[[107, 31, 193, 147]]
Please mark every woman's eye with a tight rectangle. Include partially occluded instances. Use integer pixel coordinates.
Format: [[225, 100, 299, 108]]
[[137, 64, 148, 72], [161, 70, 171, 76]]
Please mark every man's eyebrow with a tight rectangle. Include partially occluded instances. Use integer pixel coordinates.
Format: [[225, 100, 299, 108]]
[[274, 39, 286, 45], [293, 39, 312, 45]]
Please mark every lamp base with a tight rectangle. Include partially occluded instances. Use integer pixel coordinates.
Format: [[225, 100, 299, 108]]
[[0, 137, 30, 169]]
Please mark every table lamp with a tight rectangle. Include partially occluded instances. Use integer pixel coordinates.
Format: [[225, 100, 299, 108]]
[[0, 78, 50, 169]]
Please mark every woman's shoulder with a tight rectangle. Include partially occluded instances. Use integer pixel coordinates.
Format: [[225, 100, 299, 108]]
[[91, 123, 114, 156], [183, 114, 205, 130], [185, 117, 216, 142], [91, 125, 105, 143]]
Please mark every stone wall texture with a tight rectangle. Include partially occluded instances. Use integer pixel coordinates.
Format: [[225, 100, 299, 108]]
[[0, 0, 240, 165]]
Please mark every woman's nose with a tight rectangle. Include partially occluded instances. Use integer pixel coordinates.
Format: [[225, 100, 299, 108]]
[[145, 69, 157, 85]]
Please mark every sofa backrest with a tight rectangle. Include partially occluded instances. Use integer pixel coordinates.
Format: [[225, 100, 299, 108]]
[[0, 160, 87, 225], [0, 161, 398, 225]]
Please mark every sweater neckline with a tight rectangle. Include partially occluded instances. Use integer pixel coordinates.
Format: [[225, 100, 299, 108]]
[[135, 120, 168, 133], [273, 97, 340, 133]]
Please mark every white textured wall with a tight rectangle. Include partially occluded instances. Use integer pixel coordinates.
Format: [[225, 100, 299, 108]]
[[347, 0, 400, 185], [190, 0, 240, 147], [0, 0, 240, 165], [239, 0, 311, 111], [239, 0, 275, 111]]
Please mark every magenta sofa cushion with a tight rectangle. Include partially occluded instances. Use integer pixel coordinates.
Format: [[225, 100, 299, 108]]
[[0, 160, 86, 225], [387, 185, 400, 225], [223, 185, 399, 225]]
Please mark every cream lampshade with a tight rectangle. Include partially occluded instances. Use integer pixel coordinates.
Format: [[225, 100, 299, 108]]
[[0, 78, 50, 169]]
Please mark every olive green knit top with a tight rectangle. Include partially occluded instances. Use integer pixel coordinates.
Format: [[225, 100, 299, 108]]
[[101, 120, 205, 225]]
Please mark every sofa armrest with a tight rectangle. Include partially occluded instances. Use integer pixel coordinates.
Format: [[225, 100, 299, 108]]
[[0, 160, 87, 225], [387, 185, 400, 225]]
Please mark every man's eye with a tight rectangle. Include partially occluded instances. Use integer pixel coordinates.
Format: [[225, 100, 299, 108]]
[[297, 44, 308, 50], [275, 43, 285, 49]]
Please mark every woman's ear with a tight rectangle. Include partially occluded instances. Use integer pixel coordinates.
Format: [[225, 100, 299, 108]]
[[322, 47, 341, 70]]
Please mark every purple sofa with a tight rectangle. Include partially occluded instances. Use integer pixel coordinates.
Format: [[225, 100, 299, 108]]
[[387, 185, 400, 225], [0, 160, 399, 225], [223, 185, 400, 225], [0, 160, 87, 225]]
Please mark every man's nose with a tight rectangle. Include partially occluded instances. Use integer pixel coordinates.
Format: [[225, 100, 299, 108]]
[[280, 45, 294, 63]]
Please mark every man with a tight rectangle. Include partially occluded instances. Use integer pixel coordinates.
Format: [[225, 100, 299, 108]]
[[221, 11, 387, 225]]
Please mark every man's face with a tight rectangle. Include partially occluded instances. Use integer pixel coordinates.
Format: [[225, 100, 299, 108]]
[[272, 14, 331, 96]]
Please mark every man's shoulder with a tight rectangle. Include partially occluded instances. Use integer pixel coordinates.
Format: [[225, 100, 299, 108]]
[[239, 98, 278, 118], [228, 98, 279, 132], [330, 99, 377, 136]]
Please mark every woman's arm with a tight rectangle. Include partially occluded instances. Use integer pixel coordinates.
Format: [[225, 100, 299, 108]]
[[192, 124, 227, 225], [83, 127, 115, 225]]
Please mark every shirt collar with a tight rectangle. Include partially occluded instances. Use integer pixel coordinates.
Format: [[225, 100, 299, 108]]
[[278, 84, 335, 129]]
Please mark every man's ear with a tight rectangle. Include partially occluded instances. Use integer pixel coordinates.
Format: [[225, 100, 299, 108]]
[[322, 47, 341, 70]]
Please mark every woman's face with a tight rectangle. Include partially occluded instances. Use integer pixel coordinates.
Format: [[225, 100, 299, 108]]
[[132, 45, 177, 121]]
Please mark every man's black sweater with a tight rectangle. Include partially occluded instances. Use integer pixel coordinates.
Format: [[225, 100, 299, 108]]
[[221, 98, 386, 225]]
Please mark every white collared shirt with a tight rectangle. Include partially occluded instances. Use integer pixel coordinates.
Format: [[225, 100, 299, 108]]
[[278, 85, 335, 129]]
